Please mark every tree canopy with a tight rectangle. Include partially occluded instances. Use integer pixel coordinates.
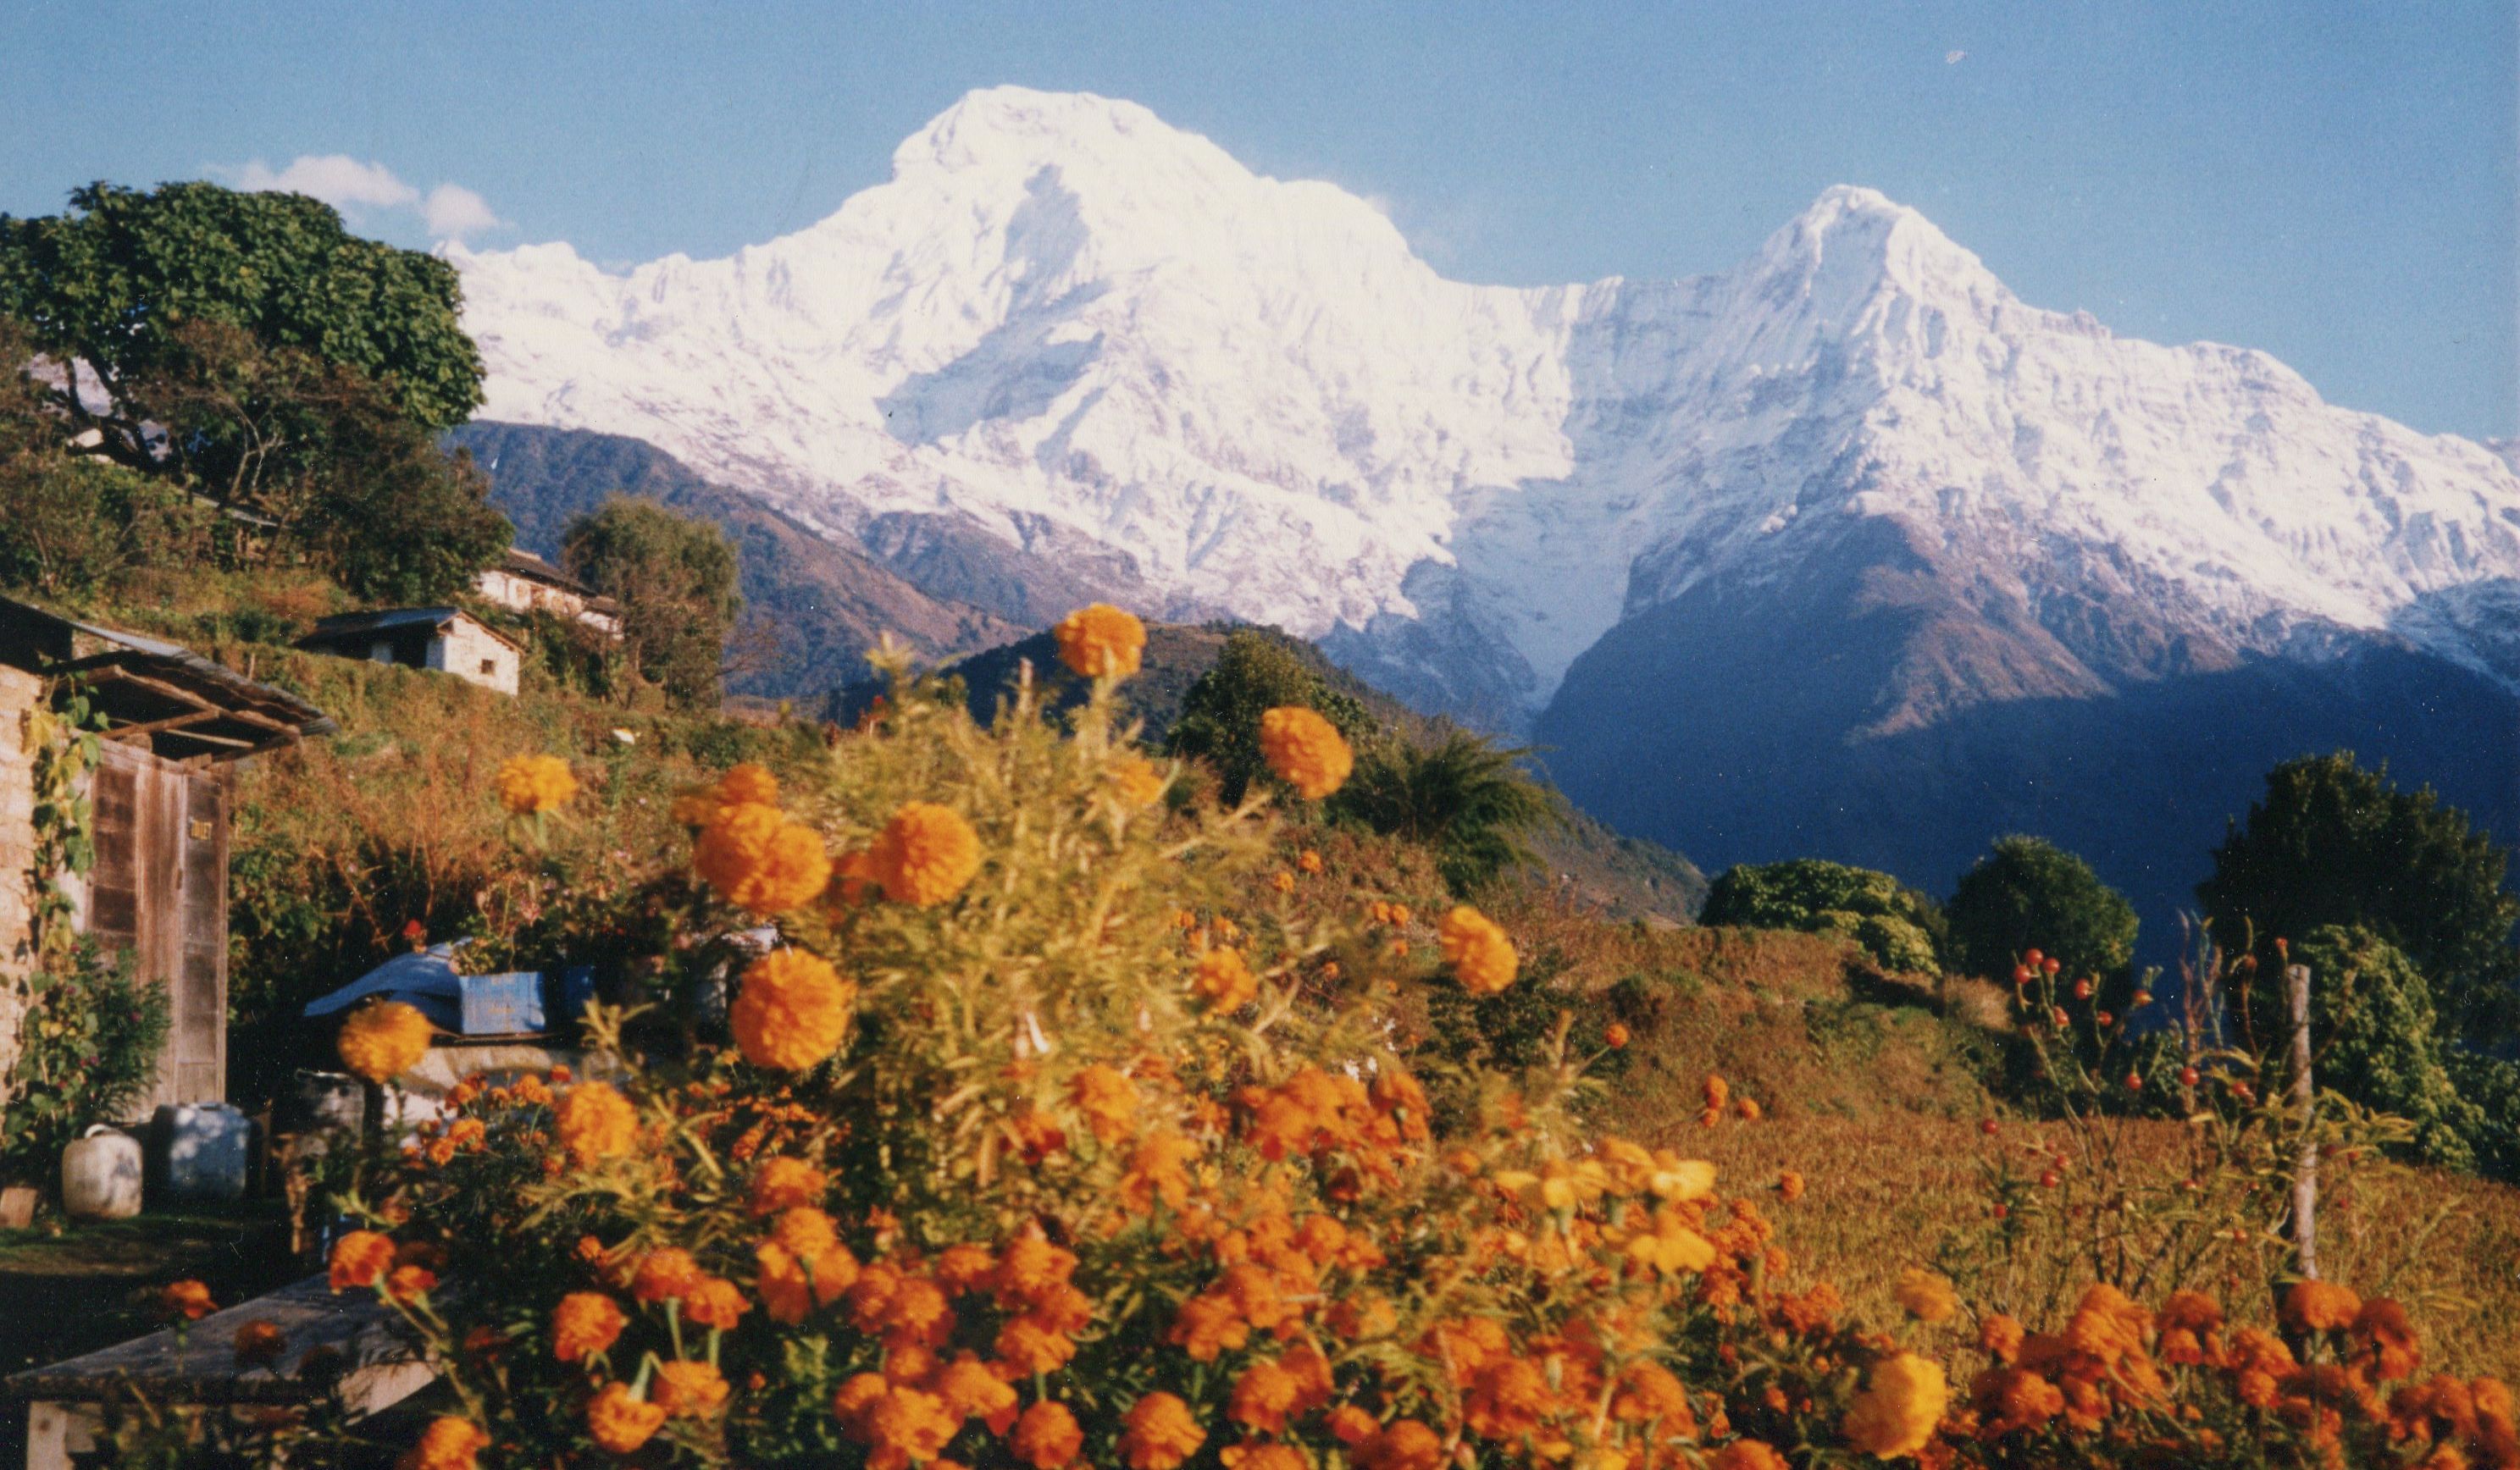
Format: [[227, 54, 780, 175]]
[[2198, 752, 2517, 1047], [1942, 834, 2138, 986], [562, 498, 743, 708], [0, 181, 483, 483]]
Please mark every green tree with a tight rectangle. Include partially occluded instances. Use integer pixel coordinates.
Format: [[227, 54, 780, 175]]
[[1334, 730, 1556, 895], [1698, 858, 1943, 974], [0, 317, 208, 595], [562, 498, 743, 708], [302, 411, 512, 604], [0, 181, 483, 486], [1944, 835, 2138, 986], [2198, 752, 2517, 1047], [2291, 925, 2493, 1174], [1166, 629, 1374, 804]]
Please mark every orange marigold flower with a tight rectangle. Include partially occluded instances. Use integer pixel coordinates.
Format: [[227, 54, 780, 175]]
[[1357, 1421, 1444, 1470], [994, 1315, 1077, 1376], [834, 1372, 891, 1431], [1171, 1293, 1249, 1362], [1464, 1357, 1554, 1440], [1979, 1312, 2025, 1363], [1894, 1268, 1958, 1324], [1611, 1362, 1693, 1429], [387, 1264, 437, 1303], [553, 1292, 627, 1362], [586, 1381, 667, 1454], [1735, 1097, 1763, 1121], [2351, 1297, 2422, 1382], [653, 1360, 731, 1418], [1437, 906, 1517, 993], [1298, 848, 1324, 874], [1702, 1074, 1731, 1112], [1709, 1444, 1790, 1470], [1604, 1022, 1631, 1048], [1195, 948, 1258, 1014], [2282, 1279, 2362, 1335], [933, 1245, 996, 1296], [233, 1319, 286, 1367], [159, 1278, 214, 1321], [732, 948, 857, 1070], [495, 753, 578, 815], [1122, 1391, 1208, 1470], [1777, 1169, 1806, 1202], [1972, 1368, 2065, 1437], [1053, 603, 1146, 678], [406, 1416, 490, 1470], [556, 1081, 639, 1167], [1121, 1130, 1199, 1213], [1220, 1445, 1308, 1470], [1069, 1063, 1140, 1143], [872, 802, 983, 906], [716, 763, 780, 805], [865, 1387, 959, 1464], [1229, 1358, 1306, 1435], [992, 1236, 1079, 1306], [750, 1157, 828, 1215], [633, 1247, 703, 1303], [1259, 706, 1353, 799], [329, 1231, 396, 1292], [1842, 1351, 1947, 1459], [1111, 756, 1171, 808], [932, 1355, 1017, 1428], [684, 1276, 750, 1331], [337, 1000, 433, 1083], [695, 801, 834, 916], [1013, 1400, 1085, 1469]]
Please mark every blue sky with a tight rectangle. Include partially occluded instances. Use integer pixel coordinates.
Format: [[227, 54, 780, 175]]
[[4, 2, 2512, 439]]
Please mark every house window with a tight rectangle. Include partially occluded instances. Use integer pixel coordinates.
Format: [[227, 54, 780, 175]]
[[480, 658, 498, 676]]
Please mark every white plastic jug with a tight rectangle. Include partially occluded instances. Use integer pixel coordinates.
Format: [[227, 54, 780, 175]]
[[62, 1125, 142, 1220]]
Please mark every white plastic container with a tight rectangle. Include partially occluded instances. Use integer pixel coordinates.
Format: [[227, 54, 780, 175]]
[[62, 1125, 142, 1220]]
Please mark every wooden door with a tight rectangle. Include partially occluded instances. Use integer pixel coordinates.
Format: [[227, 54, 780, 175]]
[[82, 743, 230, 1113]]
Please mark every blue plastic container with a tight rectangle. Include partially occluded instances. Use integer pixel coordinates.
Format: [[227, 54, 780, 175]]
[[147, 1102, 252, 1206], [457, 967, 598, 1035]]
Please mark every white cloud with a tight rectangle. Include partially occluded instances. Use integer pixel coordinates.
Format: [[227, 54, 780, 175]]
[[213, 153, 507, 243], [422, 183, 506, 240]]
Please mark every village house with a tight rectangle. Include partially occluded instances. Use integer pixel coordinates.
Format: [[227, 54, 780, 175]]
[[0, 597, 335, 1113], [295, 607, 526, 696], [473, 548, 622, 638]]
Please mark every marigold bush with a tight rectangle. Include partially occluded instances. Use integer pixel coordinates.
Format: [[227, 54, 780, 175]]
[[306, 628, 2517, 1470]]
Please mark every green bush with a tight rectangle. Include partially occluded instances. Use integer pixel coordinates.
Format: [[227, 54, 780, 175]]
[[1333, 730, 1555, 896], [1166, 628, 1374, 804], [2293, 925, 2490, 1173], [1942, 835, 2137, 986], [1698, 858, 1943, 974], [1, 939, 171, 1186]]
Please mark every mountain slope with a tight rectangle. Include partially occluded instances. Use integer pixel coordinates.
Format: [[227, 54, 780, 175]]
[[448, 86, 2520, 956], [451, 422, 1022, 693]]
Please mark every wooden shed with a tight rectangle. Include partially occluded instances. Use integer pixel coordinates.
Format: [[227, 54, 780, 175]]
[[0, 600, 335, 1113]]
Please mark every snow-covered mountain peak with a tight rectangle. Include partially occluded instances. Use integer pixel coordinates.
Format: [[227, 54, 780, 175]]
[[456, 89, 2520, 726]]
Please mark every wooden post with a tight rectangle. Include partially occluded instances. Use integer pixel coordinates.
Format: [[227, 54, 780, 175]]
[[2286, 962, 2318, 1279]]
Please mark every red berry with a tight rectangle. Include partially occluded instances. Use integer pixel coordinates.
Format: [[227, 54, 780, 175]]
[[1980, 1118, 1999, 1136], [2012, 964, 2033, 986], [1992, 1203, 2010, 1220], [2071, 978, 2093, 1000], [2133, 990, 2153, 1008], [2179, 1067, 2201, 1088], [2041, 957, 2062, 975], [2096, 1010, 2114, 1027], [2023, 948, 2045, 967], [2124, 1072, 2142, 1091], [2039, 1170, 2060, 1189], [2051, 1007, 2069, 1028]]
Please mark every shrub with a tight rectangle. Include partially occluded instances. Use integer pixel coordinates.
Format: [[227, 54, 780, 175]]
[[1332, 730, 1554, 896], [1943, 835, 2137, 986], [1166, 628, 1373, 803], [1, 940, 171, 1187], [1698, 858, 1942, 974], [2294, 924, 2496, 1175], [563, 498, 743, 709]]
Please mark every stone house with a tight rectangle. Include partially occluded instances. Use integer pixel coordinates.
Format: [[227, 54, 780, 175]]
[[0, 598, 335, 1113], [474, 549, 622, 638], [296, 607, 525, 696]]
